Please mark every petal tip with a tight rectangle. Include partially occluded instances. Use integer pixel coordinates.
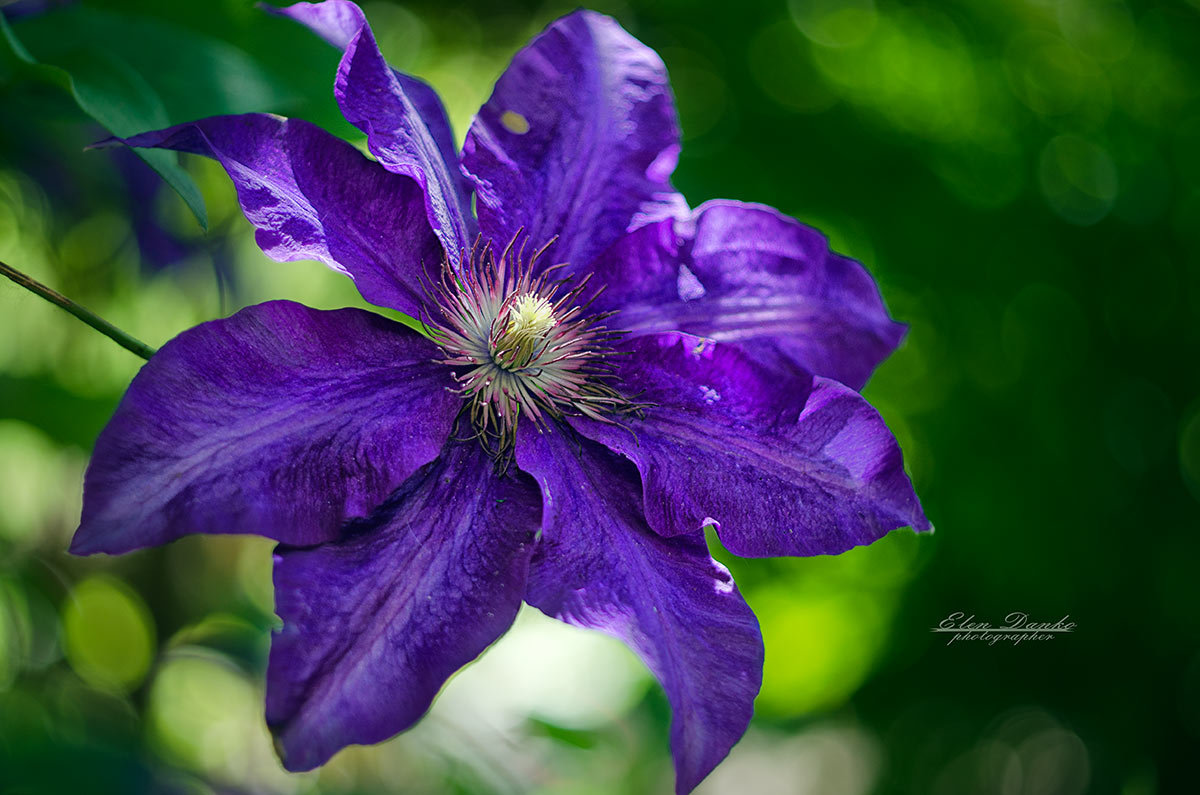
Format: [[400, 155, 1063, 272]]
[[84, 135, 129, 152], [68, 517, 119, 556], [269, 725, 324, 774], [66, 531, 97, 556]]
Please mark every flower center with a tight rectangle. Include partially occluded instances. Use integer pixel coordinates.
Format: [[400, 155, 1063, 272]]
[[496, 294, 556, 370], [426, 237, 632, 457]]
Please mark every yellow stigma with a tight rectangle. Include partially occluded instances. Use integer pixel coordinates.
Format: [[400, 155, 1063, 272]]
[[496, 294, 556, 369]]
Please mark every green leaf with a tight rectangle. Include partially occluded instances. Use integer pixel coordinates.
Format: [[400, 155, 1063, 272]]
[[2, 5, 306, 232], [21, 7, 297, 124], [0, 13, 208, 229]]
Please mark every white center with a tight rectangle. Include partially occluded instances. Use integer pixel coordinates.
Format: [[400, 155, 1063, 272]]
[[497, 294, 556, 368]]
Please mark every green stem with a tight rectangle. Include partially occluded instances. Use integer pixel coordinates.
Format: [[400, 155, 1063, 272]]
[[0, 259, 156, 361]]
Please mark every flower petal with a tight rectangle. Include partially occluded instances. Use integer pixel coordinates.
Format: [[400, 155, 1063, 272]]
[[267, 441, 541, 771], [71, 301, 458, 555], [270, 0, 474, 261], [515, 423, 762, 795], [592, 200, 907, 390], [111, 113, 443, 316], [570, 333, 929, 557], [461, 9, 682, 271], [268, 1, 458, 171]]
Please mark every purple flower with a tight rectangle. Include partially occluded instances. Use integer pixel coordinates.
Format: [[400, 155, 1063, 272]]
[[71, 1, 929, 791]]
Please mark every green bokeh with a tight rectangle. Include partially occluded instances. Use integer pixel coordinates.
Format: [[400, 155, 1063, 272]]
[[1, 0, 1197, 793], [62, 575, 156, 692]]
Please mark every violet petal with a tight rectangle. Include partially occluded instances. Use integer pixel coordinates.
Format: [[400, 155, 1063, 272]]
[[461, 9, 682, 272], [268, 0, 458, 181], [71, 301, 458, 555], [267, 440, 541, 771], [570, 332, 930, 557], [592, 200, 908, 390], [516, 423, 762, 795], [270, 0, 475, 262], [111, 114, 443, 316]]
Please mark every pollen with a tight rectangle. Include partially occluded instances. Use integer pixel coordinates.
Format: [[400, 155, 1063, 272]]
[[500, 110, 530, 134], [497, 294, 556, 369]]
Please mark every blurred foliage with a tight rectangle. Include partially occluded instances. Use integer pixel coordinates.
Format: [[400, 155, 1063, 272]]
[[0, 0, 1198, 793]]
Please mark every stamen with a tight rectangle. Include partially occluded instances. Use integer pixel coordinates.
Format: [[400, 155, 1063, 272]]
[[424, 234, 638, 459]]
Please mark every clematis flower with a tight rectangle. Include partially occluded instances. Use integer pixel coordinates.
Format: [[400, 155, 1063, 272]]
[[71, 1, 930, 791]]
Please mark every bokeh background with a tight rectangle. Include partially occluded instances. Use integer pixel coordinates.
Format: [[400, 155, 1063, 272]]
[[1, 0, 1197, 792]]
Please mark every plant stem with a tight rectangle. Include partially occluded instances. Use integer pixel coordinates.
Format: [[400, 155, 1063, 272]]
[[0, 259, 156, 361]]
